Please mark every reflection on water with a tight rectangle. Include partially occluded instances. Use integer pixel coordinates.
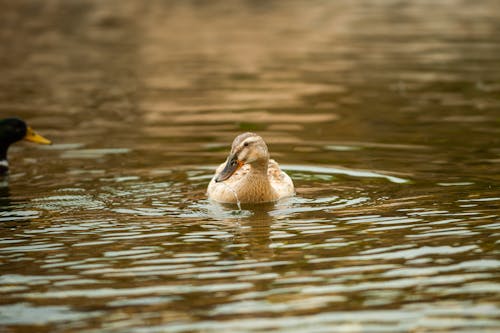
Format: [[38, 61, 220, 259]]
[[1, 0, 499, 332]]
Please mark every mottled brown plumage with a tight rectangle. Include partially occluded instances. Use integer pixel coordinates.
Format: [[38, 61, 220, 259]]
[[207, 133, 294, 204]]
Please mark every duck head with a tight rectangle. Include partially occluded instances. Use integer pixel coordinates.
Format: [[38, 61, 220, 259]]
[[215, 132, 269, 182], [0, 118, 52, 168]]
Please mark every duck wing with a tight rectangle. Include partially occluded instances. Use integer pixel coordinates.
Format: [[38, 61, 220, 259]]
[[268, 159, 295, 196]]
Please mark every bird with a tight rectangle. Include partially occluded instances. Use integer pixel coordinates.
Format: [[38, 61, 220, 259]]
[[207, 132, 294, 204], [0, 118, 52, 175]]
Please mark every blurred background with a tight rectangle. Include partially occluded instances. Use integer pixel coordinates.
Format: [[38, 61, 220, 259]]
[[0, 0, 499, 332]]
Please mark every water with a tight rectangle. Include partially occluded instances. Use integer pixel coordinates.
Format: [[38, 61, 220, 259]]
[[1, 0, 499, 332]]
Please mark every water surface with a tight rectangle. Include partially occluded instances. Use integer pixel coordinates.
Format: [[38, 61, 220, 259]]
[[0, 1, 499, 332]]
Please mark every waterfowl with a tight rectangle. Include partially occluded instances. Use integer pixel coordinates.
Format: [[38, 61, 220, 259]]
[[0, 118, 52, 175], [207, 132, 294, 204]]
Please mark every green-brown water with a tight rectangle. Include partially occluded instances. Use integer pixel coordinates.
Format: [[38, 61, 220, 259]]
[[1, 1, 499, 332]]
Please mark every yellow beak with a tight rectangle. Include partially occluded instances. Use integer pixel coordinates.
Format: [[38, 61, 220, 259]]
[[23, 127, 52, 145]]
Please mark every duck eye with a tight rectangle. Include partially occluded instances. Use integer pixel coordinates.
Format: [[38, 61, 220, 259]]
[[243, 142, 249, 147]]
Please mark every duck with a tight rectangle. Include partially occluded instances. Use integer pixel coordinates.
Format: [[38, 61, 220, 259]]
[[207, 132, 294, 204], [0, 118, 52, 175]]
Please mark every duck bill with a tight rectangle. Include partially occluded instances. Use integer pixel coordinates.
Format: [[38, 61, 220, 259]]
[[215, 154, 244, 182], [23, 127, 52, 145]]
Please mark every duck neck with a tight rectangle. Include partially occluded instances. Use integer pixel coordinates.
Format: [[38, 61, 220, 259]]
[[248, 157, 269, 179], [0, 145, 8, 174], [245, 157, 274, 193], [234, 157, 277, 202]]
